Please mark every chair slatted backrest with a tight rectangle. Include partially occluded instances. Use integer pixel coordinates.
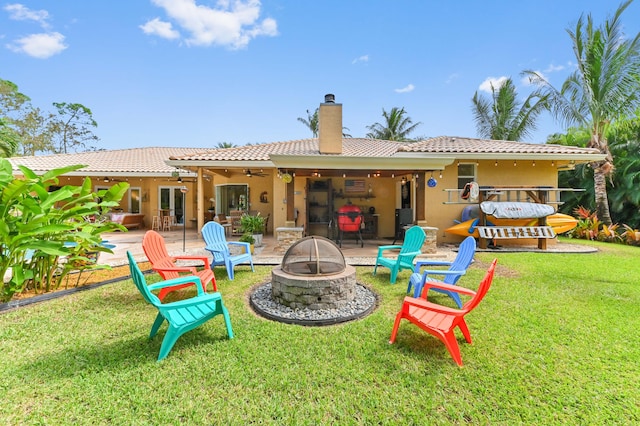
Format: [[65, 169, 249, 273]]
[[400, 226, 426, 255], [462, 258, 497, 312], [127, 251, 160, 306], [202, 222, 231, 255], [143, 230, 171, 262], [445, 236, 476, 285]]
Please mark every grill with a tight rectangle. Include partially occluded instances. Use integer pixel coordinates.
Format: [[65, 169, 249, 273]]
[[336, 204, 363, 247]]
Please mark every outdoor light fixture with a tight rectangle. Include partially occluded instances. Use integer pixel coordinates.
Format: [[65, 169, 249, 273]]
[[246, 170, 252, 177], [401, 176, 407, 185], [513, 160, 517, 166], [439, 171, 443, 179], [103, 177, 110, 183], [495, 160, 498, 166], [533, 160, 536, 167], [177, 176, 183, 183]]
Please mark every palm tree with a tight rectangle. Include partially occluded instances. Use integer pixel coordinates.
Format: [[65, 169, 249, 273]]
[[297, 109, 319, 137], [216, 142, 236, 148], [471, 78, 548, 141], [366, 107, 421, 141], [524, 0, 640, 224]]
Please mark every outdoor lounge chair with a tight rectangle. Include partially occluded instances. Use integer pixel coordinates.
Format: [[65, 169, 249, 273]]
[[127, 251, 233, 361], [373, 225, 426, 284], [390, 259, 497, 366], [407, 236, 476, 308], [142, 230, 216, 301], [201, 221, 255, 280]]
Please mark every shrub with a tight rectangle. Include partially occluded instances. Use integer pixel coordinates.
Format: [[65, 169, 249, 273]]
[[0, 159, 128, 301]]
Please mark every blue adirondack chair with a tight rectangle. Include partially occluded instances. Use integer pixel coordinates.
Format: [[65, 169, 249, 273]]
[[201, 221, 254, 280], [407, 236, 476, 308], [127, 251, 233, 361], [373, 226, 426, 284]]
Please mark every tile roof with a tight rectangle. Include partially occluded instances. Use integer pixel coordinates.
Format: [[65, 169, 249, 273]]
[[170, 138, 406, 161], [400, 136, 601, 155], [9, 147, 210, 175]]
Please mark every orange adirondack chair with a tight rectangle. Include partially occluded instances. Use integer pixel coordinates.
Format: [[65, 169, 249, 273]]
[[142, 230, 217, 300], [389, 259, 498, 366]]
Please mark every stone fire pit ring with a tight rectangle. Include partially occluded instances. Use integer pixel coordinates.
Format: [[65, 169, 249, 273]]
[[249, 281, 378, 327]]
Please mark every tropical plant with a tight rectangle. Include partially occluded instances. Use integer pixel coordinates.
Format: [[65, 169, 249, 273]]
[[238, 232, 255, 245], [524, 0, 640, 225], [0, 158, 128, 301], [240, 212, 265, 235], [471, 77, 548, 141], [216, 142, 236, 148], [297, 108, 319, 137], [366, 107, 421, 141]]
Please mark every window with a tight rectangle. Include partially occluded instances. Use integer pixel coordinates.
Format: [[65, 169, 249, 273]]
[[457, 163, 476, 189], [129, 187, 141, 213], [215, 184, 249, 215]]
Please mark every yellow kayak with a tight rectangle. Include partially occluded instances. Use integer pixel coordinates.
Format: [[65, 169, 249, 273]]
[[445, 213, 578, 238]]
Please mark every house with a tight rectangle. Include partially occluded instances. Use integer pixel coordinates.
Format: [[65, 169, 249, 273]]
[[8, 147, 208, 230], [9, 94, 605, 247]]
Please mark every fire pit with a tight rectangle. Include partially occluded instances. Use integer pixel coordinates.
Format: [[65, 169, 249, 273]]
[[250, 236, 377, 326]]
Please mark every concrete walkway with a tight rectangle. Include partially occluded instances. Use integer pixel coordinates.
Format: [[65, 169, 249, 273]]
[[98, 228, 455, 267]]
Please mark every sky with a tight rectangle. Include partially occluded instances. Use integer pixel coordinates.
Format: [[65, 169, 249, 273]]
[[2, 0, 639, 151]]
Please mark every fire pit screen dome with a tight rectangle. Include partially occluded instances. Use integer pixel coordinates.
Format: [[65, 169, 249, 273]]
[[281, 236, 346, 276]]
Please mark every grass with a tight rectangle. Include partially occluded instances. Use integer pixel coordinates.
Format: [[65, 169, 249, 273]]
[[0, 239, 638, 424]]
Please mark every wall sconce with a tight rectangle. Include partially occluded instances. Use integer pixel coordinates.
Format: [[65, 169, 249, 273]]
[[532, 160, 536, 167], [439, 171, 443, 179], [494, 160, 498, 167], [391, 173, 395, 178], [551, 160, 555, 167], [401, 176, 407, 185], [103, 177, 110, 183], [513, 160, 517, 166]]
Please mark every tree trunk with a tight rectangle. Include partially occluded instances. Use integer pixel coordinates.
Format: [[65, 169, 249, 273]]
[[592, 161, 612, 225]]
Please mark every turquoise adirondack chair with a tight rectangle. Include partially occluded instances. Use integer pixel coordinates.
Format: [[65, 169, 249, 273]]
[[407, 236, 476, 308], [127, 251, 233, 361], [201, 221, 255, 280], [373, 226, 426, 284]]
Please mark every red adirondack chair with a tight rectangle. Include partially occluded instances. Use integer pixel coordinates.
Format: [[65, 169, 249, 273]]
[[389, 259, 498, 366], [142, 230, 217, 301]]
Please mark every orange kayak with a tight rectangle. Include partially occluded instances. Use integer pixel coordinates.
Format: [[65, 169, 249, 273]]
[[445, 213, 578, 238]]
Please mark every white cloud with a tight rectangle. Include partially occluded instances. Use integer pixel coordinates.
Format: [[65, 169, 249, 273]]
[[479, 76, 508, 93], [4, 3, 50, 28], [544, 63, 565, 73], [352, 55, 369, 64], [395, 84, 415, 94], [144, 0, 278, 49], [7, 32, 67, 58], [445, 73, 460, 84], [139, 18, 180, 39]]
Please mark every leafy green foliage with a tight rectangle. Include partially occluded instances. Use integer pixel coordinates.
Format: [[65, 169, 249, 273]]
[[471, 77, 548, 141], [366, 107, 421, 141], [525, 0, 640, 224], [0, 158, 128, 301]]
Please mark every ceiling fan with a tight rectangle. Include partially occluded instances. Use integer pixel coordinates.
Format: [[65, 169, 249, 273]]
[[243, 169, 268, 178]]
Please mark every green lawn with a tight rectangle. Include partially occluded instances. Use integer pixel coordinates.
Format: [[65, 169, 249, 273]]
[[1, 240, 638, 424]]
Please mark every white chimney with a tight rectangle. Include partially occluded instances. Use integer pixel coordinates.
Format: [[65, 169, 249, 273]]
[[318, 93, 342, 154]]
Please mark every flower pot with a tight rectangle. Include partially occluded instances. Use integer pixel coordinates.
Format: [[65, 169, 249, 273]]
[[253, 233, 263, 247]]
